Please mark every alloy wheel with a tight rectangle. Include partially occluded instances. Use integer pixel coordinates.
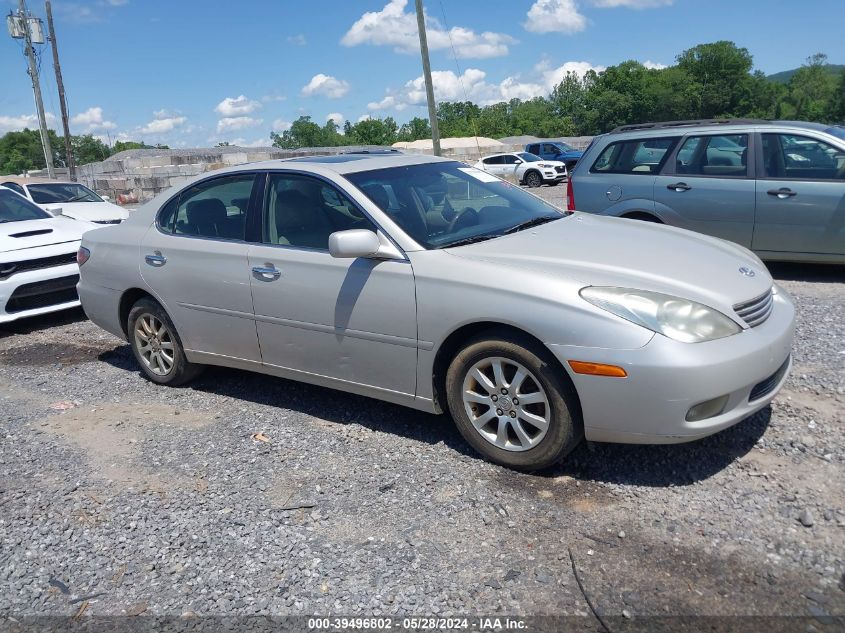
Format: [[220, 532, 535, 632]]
[[134, 313, 175, 376], [461, 356, 550, 452]]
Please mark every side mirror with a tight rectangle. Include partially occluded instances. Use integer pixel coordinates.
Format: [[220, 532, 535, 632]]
[[513, 159, 523, 165], [44, 206, 63, 216], [329, 229, 403, 260], [101, 195, 110, 201]]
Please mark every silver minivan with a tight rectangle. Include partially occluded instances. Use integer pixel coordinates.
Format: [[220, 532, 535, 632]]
[[568, 120, 845, 263]]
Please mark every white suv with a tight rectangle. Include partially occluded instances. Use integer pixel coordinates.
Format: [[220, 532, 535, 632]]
[[474, 152, 567, 187]]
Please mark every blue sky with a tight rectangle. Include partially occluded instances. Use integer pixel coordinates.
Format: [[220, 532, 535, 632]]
[[1, 0, 842, 148]]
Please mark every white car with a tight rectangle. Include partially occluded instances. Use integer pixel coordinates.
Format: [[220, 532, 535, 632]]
[[0, 178, 129, 225], [474, 152, 567, 188], [0, 186, 87, 323]]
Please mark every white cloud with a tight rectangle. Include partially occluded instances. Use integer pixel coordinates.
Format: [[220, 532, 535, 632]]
[[0, 113, 57, 135], [368, 60, 604, 111], [215, 95, 261, 117], [590, 0, 673, 7], [357, 114, 372, 123], [138, 110, 187, 135], [272, 119, 292, 132], [261, 94, 286, 103], [216, 116, 263, 133], [326, 112, 344, 127], [301, 74, 350, 99], [524, 0, 587, 34], [342, 0, 515, 59], [70, 106, 117, 133], [286, 34, 306, 45], [642, 60, 668, 69]]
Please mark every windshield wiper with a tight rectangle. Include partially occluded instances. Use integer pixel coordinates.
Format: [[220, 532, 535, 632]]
[[438, 234, 499, 249], [65, 194, 90, 202], [502, 215, 559, 235]]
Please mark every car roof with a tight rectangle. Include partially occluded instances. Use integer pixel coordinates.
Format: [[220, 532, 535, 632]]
[[228, 152, 456, 175], [0, 176, 77, 186], [605, 119, 845, 140]]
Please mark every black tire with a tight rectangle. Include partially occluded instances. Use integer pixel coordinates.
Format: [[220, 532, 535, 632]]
[[524, 170, 542, 188], [445, 332, 582, 471], [127, 298, 204, 386]]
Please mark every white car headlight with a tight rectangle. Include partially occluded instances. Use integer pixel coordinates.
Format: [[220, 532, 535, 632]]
[[580, 287, 741, 343]]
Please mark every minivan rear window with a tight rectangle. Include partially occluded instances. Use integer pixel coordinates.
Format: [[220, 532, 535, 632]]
[[590, 137, 680, 175]]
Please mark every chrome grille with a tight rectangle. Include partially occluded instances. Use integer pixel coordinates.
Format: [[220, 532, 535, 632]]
[[733, 288, 774, 328]]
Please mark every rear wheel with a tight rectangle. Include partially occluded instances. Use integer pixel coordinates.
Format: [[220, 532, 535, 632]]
[[445, 334, 582, 471], [128, 298, 203, 385], [524, 170, 542, 188]]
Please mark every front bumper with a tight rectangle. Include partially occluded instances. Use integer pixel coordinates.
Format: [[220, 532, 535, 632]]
[[549, 288, 795, 443], [541, 169, 566, 182], [0, 263, 81, 323]]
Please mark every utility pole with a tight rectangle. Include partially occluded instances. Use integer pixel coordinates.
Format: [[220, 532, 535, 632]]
[[414, 0, 441, 156], [45, 1, 74, 180], [11, 0, 55, 177]]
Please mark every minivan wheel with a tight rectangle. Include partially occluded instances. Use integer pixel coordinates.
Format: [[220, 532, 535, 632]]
[[128, 298, 203, 385], [525, 171, 542, 188], [445, 334, 582, 471]]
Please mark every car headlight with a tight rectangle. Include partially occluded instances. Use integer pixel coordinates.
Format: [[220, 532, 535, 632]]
[[538, 163, 551, 168], [579, 287, 741, 343]]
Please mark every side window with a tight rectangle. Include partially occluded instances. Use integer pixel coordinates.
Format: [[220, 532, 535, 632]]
[[482, 156, 500, 165], [542, 144, 558, 155], [590, 137, 680, 174], [170, 174, 255, 239], [263, 174, 377, 249], [763, 134, 845, 180], [1, 182, 26, 196], [501, 155, 518, 165], [676, 134, 748, 177], [527, 144, 539, 154]]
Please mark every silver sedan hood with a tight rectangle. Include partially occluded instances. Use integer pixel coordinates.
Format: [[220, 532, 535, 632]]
[[448, 213, 772, 313]]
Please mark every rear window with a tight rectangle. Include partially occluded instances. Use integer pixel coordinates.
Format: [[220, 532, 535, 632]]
[[590, 137, 680, 175]]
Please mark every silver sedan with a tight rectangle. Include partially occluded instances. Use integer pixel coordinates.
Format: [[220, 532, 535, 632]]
[[77, 153, 795, 470]]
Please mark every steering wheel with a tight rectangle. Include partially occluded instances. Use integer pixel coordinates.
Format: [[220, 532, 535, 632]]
[[447, 207, 478, 234]]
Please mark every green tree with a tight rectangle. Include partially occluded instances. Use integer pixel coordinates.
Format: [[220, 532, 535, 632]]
[[71, 134, 112, 165], [346, 117, 398, 145], [786, 54, 838, 121], [676, 41, 755, 118], [397, 116, 431, 141], [271, 116, 340, 149]]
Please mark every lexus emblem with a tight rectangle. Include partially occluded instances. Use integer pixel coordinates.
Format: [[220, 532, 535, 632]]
[[738, 266, 756, 277]]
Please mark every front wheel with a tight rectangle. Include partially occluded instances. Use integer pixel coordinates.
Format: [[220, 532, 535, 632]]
[[128, 298, 204, 385], [445, 334, 582, 471], [524, 171, 542, 188]]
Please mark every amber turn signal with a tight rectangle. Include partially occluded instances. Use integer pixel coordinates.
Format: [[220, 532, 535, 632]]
[[568, 360, 628, 378]]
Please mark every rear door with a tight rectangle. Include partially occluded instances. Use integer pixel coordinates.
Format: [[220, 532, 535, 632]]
[[753, 132, 845, 256], [480, 155, 504, 175], [139, 172, 262, 362], [653, 132, 755, 247]]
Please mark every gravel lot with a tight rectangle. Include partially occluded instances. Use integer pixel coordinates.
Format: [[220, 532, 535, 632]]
[[0, 240, 843, 627]]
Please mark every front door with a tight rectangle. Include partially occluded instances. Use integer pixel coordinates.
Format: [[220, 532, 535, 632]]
[[139, 172, 262, 362], [248, 172, 418, 397], [653, 132, 755, 247], [753, 132, 845, 256]]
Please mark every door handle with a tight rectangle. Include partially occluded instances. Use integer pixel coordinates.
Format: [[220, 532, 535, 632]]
[[144, 251, 166, 267], [252, 264, 281, 281], [667, 182, 691, 192], [767, 187, 797, 199]]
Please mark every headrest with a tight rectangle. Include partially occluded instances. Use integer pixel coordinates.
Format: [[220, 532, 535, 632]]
[[186, 198, 227, 225]]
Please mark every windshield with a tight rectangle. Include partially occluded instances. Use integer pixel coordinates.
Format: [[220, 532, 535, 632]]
[[0, 188, 51, 223], [27, 183, 103, 204], [345, 161, 566, 249], [555, 142, 574, 152], [517, 152, 542, 162]]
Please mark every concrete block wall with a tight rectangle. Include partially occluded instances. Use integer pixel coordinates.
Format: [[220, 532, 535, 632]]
[[73, 137, 593, 204]]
